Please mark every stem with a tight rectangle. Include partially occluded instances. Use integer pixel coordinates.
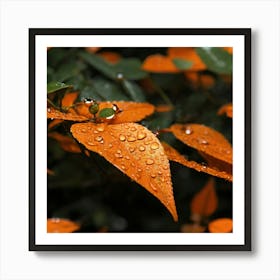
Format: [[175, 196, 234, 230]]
[[149, 77, 174, 106], [47, 98, 60, 110]]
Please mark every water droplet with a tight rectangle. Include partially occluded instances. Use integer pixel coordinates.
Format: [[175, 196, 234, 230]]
[[119, 134, 126, 141], [50, 118, 54, 120], [201, 162, 207, 169], [226, 150, 231, 154], [139, 146, 145, 152], [146, 159, 154, 165], [108, 143, 113, 148], [125, 156, 130, 160], [163, 166, 169, 170], [150, 183, 157, 192], [158, 171, 163, 175], [87, 141, 96, 146], [199, 139, 208, 145], [137, 168, 142, 172], [121, 165, 126, 170], [151, 174, 156, 178], [129, 147, 135, 153], [130, 127, 137, 132], [150, 142, 159, 150], [114, 153, 123, 158], [81, 128, 87, 133], [47, 108, 51, 112], [185, 127, 193, 135], [127, 136, 136, 142], [97, 126, 105, 132], [95, 136, 103, 142], [116, 72, 124, 79], [131, 162, 136, 167], [93, 130, 99, 134], [137, 132, 146, 140]]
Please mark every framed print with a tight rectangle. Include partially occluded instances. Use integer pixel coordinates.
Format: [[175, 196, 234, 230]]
[[29, 28, 251, 251]]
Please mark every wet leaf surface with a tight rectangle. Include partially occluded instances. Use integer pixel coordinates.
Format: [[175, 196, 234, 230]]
[[71, 122, 178, 221], [161, 142, 232, 181], [169, 123, 232, 165]]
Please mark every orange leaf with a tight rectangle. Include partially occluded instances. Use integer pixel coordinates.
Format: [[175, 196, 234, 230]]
[[168, 47, 207, 71], [47, 218, 80, 233], [48, 119, 64, 130], [61, 92, 79, 107], [98, 51, 121, 64], [169, 124, 232, 165], [184, 72, 215, 89], [161, 142, 232, 181], [48, 132, 81, 153], [142, 54, 180, 73], [223, 47, 233, 54], [155, 104, 174, 113], [85, 47, 101, 53], [208, 218, 233, 233], [47, 101, 155, 124], [217, 103, 233, 118], [190, 177, 218, 217], [47, 168, 55, 176], [70, 122, 178, 221], [181, 223, 206, 233]]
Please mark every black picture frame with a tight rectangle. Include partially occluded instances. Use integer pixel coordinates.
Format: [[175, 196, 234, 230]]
[[29, 28, 251, 251]]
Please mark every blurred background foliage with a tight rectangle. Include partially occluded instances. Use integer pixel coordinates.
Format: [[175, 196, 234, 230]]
[[47, 47, 232, 232]]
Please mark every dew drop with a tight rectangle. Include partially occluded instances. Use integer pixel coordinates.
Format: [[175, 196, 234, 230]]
[[150, 183, 157, 192], [116, 72, 124, 80], [158, 171, 163, 175], [95, 136, 103, 142], [131, 162, 136, 167], [114, 153, 123, 158], [137, 168, 142, 173], [139, 146, 146, 152], [87, 141, 96, 146], [47, 108, 51, 112], [151, 174, 156, 178], [137, 132, 147, 140], [93, 130, 99, 134], [199, 139, 208, 145], [163, 166, 169, 170], [125, 156, 130, 160], [127, 136, 136, 142], [185, 127, 193, 135], [81, 128, 87, 133], [108, 143, 113, 148], [121, 165, 126, 170], [150, 142, 159, 150], [146, 159, 154, 165], [130, 127, 137, 132], [119, 134, 126, 141], [129, 147, 135, 153], [97, 126, 105, 132]]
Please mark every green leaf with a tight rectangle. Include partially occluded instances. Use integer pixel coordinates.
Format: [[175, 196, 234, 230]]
[[79, 52, 117, 80], [113, 58, 148, 80], [80, 51, 148, 81], [172, 58, 193, 70], [121, 80, 146, 102], [54, 61, 85, 82], [47, 81, 73, 94], [195, 47, 232, 74], [92, 77, 129, 101]]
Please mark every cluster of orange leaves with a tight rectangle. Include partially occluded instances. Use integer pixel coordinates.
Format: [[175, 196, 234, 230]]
[[48, 91, 232, 223], [181, 178, 233, 233], [141, 47, 232, 89]]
